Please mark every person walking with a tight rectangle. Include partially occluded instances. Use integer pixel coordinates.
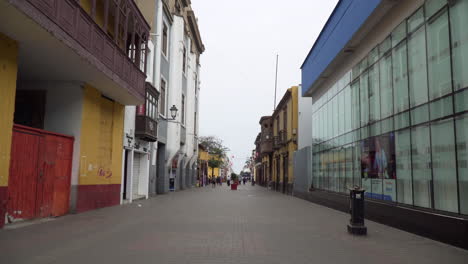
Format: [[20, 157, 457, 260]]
[[212, 177, 216, 188]]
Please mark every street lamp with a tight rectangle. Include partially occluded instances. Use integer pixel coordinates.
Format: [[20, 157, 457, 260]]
[[170, 105, 178, 120]]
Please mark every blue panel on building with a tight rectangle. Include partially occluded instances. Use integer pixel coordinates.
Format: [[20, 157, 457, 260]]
[[301, 0, 382, 96]]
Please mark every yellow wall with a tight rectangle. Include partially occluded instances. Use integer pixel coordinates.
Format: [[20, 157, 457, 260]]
[[208, 167, 220, 178], [271, 86, 299, 184], [198, 149, 209, 161], [79, 85, 124, 186], [0, 33, 18, 187]]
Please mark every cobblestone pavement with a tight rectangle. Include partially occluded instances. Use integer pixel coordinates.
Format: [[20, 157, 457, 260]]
[[1, 184, 467, 264]]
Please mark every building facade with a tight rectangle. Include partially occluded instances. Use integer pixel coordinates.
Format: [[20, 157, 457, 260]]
[[151, 0, 204, 193], [254, 87, 299, 194], [271, 86, 299, 194], [301, 0, 468, 249], [0, 0, 151, 226]]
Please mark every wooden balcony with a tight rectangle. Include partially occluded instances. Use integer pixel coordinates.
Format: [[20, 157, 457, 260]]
[[6, 0, 151, 103], [135, 115, 157, 142], [260, 140, 273, 154]]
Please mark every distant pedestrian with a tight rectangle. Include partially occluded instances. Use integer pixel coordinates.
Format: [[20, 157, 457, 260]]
[[243, 178, 246, 185], [212, 178, 216, 188]]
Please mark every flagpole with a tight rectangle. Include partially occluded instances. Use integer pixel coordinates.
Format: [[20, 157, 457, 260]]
[[274, 54, 279, 110]]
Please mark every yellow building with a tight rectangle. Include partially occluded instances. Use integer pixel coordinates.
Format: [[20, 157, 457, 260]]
[[197, 146, 222, 183], [0, 0, 151, 226], [271, 86, 299, 194]]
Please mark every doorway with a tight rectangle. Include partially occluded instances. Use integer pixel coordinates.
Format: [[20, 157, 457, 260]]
[[7, 125, 73, 222]]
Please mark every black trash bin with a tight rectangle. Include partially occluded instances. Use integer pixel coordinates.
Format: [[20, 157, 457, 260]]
[[347, 187, 367, 235]]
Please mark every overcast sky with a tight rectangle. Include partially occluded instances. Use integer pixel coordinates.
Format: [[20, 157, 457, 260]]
[[191, 0, 339, 173]]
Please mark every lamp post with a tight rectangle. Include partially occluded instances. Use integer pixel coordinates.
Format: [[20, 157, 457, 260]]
[[169, 105, 178, 120]]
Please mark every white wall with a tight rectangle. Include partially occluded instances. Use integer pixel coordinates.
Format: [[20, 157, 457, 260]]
[[165, 15, 184, 167], [298, 84, 313, 150], [17, 81, 84, 187]]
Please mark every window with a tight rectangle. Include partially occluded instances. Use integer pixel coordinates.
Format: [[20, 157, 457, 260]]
[[427, 10, 452, 100], [396, 129, 413, 205], [431, 118, 458, 213], [162, 23, 168, 57], [160, 79, 166, 116], [181, 94, 185, 124], [456, 114, 468, 214], [411, 125, 432, 209], [182, 46, 187, 74], [408, 26, 429, 107], [450, 0, 468, 91], [145, 90, 157, 120]]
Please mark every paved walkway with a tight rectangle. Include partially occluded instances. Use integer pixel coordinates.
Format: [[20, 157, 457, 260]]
[[1, 184, 467, 264]]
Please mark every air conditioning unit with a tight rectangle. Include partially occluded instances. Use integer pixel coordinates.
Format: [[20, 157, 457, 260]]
[[292, 128, 297, 135]]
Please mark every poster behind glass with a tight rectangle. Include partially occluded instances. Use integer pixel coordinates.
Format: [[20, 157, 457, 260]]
[[361, 133, 396, 201]]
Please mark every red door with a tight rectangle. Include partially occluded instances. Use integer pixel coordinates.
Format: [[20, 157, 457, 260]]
[[7, 129, 43, 220], [7, 125, 73, 222]]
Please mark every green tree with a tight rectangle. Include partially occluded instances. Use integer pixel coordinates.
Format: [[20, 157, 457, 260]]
[[200, 136, 229, 178]]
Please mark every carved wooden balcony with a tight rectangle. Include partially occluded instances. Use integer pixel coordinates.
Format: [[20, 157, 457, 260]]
[[10, 0, 151, 102], [135, 116, 157, 142]]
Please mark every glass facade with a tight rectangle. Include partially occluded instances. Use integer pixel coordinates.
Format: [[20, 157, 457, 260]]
[[311, 0, 468, 215]]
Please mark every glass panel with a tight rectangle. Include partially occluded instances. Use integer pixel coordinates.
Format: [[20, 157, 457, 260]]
[[411, 104, 430, 125], [408, 8, 425, 33], [395, 111, 410, 130], [380, 54, 393, 118], [456, 114, 468, 214], [353, 143, 361, 187], [361, 126, 369, 140], [425, 0, 446, 18], [328, 100, 333, 140], [455, 89, 468, 113], [339, 91, 345, 135], [408, 26, 429, 107], [360, 57, 368, 74], [369, 65, 380, 122], [345, 147, 353, 190], [331, 150, 337, 192], [427, 10, 452, 100], [345, 85, 352, 132], [429, 95, 453, 120], [340, 148, 347, 193], [352, 63, 360, 80], [379, 37, 392, 57], [392, 21, 407, 47], [370, 122, 381, 137], [396, 129, 413, 205], [351, 81, 360, 130], [431, 118, 458, 213], [393, 41, 410, 113], [450, 0, 468, 91], [333, 96, 339, 137], [381, 118, 394, 134], [369, 47, 379, 65], [360, 71, 369, 126], [411, 125, 432, 209]]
